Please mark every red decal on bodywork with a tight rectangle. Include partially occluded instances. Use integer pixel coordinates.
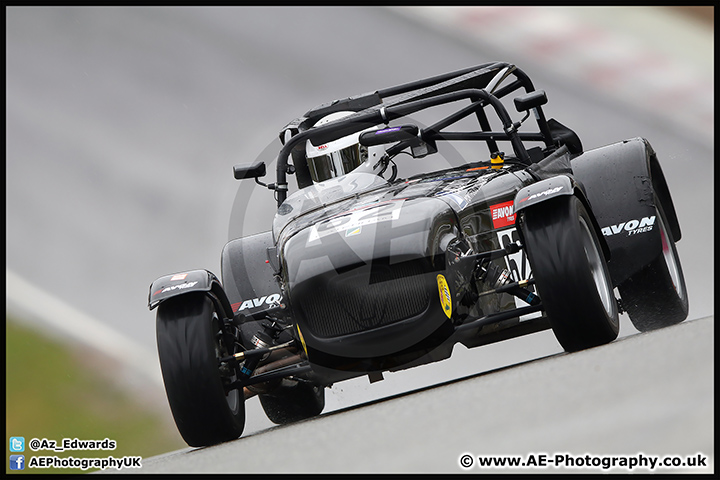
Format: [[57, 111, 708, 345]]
[[490, 200, 515, 228]]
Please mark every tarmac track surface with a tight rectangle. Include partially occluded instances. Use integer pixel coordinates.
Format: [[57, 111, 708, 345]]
[[135, 316, 713, 474], [6, 6, 714, 473]]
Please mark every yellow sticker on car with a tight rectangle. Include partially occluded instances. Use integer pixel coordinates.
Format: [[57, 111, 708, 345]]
[[296, 324, 308, 357], [437, 274, 452, 319]]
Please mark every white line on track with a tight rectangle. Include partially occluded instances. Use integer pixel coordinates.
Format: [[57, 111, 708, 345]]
[[6, 268, 164, 390]]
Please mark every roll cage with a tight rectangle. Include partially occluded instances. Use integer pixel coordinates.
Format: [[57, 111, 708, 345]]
[[238, 62, 582, 207]]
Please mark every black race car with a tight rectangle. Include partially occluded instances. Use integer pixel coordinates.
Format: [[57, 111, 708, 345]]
[[148, 61, 688, 447]]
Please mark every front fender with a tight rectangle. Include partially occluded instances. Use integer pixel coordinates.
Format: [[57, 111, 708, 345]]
[[514, 175, 610, 259], [148, 269, 234, 320], [513, 175, 574, 212]]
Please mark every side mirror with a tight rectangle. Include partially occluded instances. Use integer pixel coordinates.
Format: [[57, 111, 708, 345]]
[[359, 124, 419, 146], [514, 90, 548, 113], [233, 161, 266, 180]]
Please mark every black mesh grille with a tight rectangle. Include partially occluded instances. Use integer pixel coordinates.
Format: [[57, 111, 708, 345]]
[[297, 260, 431, 338]]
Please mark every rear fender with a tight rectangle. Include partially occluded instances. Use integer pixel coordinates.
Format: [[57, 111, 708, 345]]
[[148, 269, 234, 321], [513, 175, 610, 259], [571, 137, 679, 285], [221, 231, 283, 318], [646, 142, 681, 241]]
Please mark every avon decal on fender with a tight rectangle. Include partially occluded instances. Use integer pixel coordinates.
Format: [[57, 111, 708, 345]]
[[490, 200, 516, 229]]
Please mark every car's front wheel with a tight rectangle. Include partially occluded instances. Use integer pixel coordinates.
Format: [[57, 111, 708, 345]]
[[156, 292, 245, 446], [519, 195, 619, 352]]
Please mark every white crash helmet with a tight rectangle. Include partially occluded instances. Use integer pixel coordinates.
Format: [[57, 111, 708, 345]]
[[305, 111, 386, 183]]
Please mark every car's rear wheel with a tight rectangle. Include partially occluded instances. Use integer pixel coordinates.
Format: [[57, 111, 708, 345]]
[[259, 380, 325, 425], [156, 292, 245, 446], [618, 200, 688, 331], [519, 195, 619, 352]]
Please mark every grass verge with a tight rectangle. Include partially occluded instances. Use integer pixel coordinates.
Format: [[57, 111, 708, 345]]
[[5, 317, 185, 474]]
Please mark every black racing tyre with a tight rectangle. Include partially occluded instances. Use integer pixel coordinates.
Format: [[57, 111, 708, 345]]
[[156, 292, 245, 447], [618, 200, 688, 332], [519, 195, 619, 352], [259, 381, 325, 425]]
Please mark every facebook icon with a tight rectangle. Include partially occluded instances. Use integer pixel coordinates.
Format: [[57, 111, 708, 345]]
[[9, 455, 25, 470]]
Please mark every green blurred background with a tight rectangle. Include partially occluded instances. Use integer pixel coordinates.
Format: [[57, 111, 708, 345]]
[[5, 317, 185, 474]]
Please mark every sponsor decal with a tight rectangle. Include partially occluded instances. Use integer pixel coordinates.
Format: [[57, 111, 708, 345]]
[[490, 200, 516, 229], [234, 293, 282, 312], [170, 273, 187, 281], [308, 200, 403, 242], [345, 226, 362, 237], [318, 144, 328, 150], [601, 216, 656, 237], [437, 274, 452, 319], [518, 185, 564, 204], [153, 281, 198, 296]]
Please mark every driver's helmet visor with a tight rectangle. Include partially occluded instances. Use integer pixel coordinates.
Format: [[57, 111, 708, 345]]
[[307, 144, 367, 183]]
